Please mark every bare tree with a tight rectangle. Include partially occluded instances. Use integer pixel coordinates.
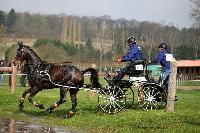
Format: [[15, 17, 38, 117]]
[[191, 0, 200, 29], [99, 20, 106, 73], [193, 29, 200, 58], [77, 19, 82, 48], [61, 17, 68, 43], [72, 18, 76, 43], [190, 0, 200, 58], [0, 24, 6, 60]]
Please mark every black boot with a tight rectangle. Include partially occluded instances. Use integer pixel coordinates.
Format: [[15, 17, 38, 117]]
[[113, 72, 123, 80], [174, 96, 178, 101]]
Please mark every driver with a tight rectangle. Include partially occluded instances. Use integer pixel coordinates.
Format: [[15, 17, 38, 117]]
[[114, 36, 143, 80]]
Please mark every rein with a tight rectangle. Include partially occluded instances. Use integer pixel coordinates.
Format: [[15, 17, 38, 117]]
[[23, 62, 53, 82], [40, 70, 100, 92], [40, 70, 76, 89]]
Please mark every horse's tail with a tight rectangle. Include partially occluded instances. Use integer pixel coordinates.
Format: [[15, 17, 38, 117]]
[[82, 68, 102, 89]]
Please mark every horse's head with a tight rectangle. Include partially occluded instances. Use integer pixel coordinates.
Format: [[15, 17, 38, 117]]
[[13, 42, 28, 66]]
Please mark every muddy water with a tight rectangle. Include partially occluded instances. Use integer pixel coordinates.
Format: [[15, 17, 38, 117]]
[[0, 118, 82, 133]]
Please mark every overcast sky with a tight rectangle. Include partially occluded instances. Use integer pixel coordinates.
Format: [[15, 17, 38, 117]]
[[0, 0, 194, 28]]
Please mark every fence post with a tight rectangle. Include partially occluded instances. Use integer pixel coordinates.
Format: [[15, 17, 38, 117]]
[[11, 64, 17, 93], [166, 61, 177, 112]]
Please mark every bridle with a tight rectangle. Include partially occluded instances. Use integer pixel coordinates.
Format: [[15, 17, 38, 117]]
[[15, 47, 25, 62]]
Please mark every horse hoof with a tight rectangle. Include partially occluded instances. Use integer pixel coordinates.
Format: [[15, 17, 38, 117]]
[[19, 107, 23, 112], [19, 105, 24, 112], [38, 104, 45, 109], [65, 111, 74, 118], [47, 108, 52, 113]]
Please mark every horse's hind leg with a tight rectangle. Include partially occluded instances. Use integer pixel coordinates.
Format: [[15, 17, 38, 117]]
[[19, 89, 30, 111], [28, 87, 45, 109], [66, 88, 79, 118], [47, 87, 68, 113]]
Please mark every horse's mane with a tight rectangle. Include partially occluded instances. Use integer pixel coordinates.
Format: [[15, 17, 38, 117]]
[[23, 45, 42, 62]]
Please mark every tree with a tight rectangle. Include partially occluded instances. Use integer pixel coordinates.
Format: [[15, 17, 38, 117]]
[[191, 0, 200, 29], [85, 38, 92, 48], [0, 24, 6, 60], [0, 10, 6, 25], [6, 8, 17, 35], [175, 45, 196, 60], [34, 44, 68, 63], [5, 44, 18, 62]]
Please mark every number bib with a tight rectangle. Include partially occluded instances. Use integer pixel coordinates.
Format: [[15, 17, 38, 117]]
[[135, 64, 143, 70]]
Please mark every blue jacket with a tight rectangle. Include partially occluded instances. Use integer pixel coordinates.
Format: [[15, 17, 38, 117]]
[[121, 43, 143, 64], [151, 50, 170, 71]]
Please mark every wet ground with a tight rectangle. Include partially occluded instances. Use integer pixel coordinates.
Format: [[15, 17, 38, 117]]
[[0, 117, 81, 133]]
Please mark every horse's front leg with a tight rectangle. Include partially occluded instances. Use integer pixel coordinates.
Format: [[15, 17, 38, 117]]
[[28, 87, 45, 109], [66, 88, 79, 118], [47, 87, 68, 113], [19, 89, 30, 111]]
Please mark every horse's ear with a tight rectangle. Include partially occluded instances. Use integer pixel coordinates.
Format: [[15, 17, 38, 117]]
[[18, 41, 23, 46]]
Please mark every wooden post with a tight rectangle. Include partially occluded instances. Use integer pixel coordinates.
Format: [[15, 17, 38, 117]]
[[0, 65, 17, 93], [166, 61, 177, 112], [11, 64, 17, 93]]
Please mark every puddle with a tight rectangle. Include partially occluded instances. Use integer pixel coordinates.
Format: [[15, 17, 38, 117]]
[[0, 118, 82, 133]]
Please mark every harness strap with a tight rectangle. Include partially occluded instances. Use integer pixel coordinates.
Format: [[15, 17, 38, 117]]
[[40, 71, 101, 92]]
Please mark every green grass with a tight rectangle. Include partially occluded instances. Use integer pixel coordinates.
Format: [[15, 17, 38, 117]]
[[0, 76, 200, 132], [177, 80, 200, 86]]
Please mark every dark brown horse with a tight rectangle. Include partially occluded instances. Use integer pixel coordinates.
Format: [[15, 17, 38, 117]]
[[13, 42, 101, 118]]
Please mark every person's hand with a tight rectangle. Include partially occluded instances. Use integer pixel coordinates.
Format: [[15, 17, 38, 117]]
[[117, 57, 122, 63]]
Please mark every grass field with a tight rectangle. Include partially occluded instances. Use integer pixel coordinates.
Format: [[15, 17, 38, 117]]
[[0, 76, 200, 132], [177, 80, 200, 86]]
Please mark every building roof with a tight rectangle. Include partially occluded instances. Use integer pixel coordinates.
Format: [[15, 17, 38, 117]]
[[177, 60, 200, 67]]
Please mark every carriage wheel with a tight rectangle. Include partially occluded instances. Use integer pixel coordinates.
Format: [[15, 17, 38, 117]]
[[98, 86, 126, 114], [138, 84, 167, 111], [123, 87, 134, 108]]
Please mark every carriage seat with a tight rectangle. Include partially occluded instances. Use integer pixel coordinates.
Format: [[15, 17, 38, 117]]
[[127, 60, 146, 76], [134, 59, 145, 64]]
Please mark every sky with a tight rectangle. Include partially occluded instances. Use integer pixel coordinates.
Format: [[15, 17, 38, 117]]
[[0, 0, 194, 28]]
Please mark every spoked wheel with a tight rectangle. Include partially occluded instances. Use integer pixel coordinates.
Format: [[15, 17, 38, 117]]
[[123, 87, 134, 108], [98, 86, 126, 114], [138, 84, 167, 111]]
